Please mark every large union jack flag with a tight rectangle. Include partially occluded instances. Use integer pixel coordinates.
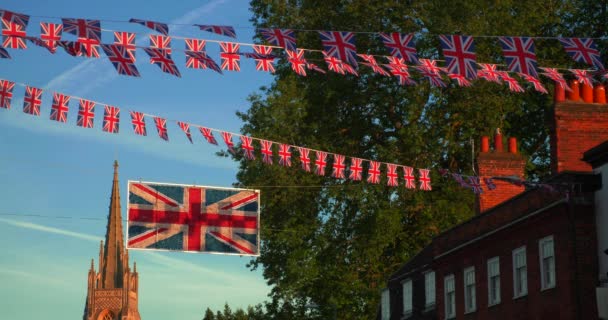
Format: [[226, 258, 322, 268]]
[[127, 182, 260, 255], [379, 32, 418, 63], [101, 44, 140, 77], [559, 38, 604, 70], [258, 28, 297, 52], [23, 86, 42, 116], [499, 36, 538, 78], [0, 79, 15, 109], [2, 19, 27, 49], [195, 24, 237, 38], [129, 18, 169, 35], [319, 31, 358, 67], [439, 35, 477, 79], [144, 47, 181, 77], [61, 18, 101, 42]]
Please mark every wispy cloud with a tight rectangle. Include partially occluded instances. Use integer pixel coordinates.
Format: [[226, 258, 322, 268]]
[[0, 217, 102, 242]]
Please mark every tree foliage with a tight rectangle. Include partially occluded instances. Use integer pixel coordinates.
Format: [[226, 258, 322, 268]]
[[202, 304, 266, 320], [232, 1, 603, 319]]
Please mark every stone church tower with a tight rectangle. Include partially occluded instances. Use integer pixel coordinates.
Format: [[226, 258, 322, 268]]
[[83, 161, 141, 320]]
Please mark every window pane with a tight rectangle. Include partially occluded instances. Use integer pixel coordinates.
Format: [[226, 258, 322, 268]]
[[403, 280, 412, 312], [381, 289, 390, 320], [425, 271, 435, 306]]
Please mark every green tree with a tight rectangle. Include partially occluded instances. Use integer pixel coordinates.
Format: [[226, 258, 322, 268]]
[[202, 308, 215, 320], [238, 1, 598, 319]]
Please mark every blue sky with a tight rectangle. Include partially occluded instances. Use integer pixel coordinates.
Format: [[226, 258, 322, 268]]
[[0, 1, 274, 319]]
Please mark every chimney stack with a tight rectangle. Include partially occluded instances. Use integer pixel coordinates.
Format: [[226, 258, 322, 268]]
[[476, 129, 526, 214], [550, 80, 608, 173]]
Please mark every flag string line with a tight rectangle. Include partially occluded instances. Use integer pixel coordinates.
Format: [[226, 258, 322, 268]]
[[12, 25, 599, 75], [22, 13, 605, 39]]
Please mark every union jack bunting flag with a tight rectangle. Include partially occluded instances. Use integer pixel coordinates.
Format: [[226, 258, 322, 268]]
[[315, 151, 328, 176], [419, 169, 432, 191], [451, 173, 469, 188], [251, 45, 275, 73], [0, 47, 9, 58], [287, 49, 307, 76], [332, 154, 346, 179], [499, 36, 538, 78], [447, 74, 472, 87], [77, 36, 100, 58], [129, 18, 169, 35], [540, 67, 569, 90], [185, 38, 207, 69], [278, 144, 292, 167], [61, 18, 101, 42], [306, 63, 326, 74], [40, 23, 62, 53], [570, 69, 594, 87], [349, 158, 363, 181], [483, 177, 496, 190], [50, 93, 70, 123], [367, 161, 381, 184], [103, 105, 120, 133], [219, 42, 240, 71], [76, 99, 95, 128], [2, 20, 27, 49], [130, 111, 146, 136], [403, 166, 415, 189], [199, 127, 218, 145], [379, 32, 418, 63], [357, 54, 389, 76], [149, 35, 171, 54], [258, 28, 297, 52], [385, 57, 415, 86], [101, 44, 140, 77], [386, 164, 399, 187], [240, 136, 255, 160], [498, 71, 524, 93], [559, 38, 604, 70], [0, 79, 15, 109], [477, 63, 502, 83], [22, 86, 42, 116], [144, 48, 181, 77], [58, 40, 82, 57], [26, 36, 53, 53], [221, 131, 235, 153], [439, 35, 477, 79], [154, 117, 168, 141], [195, 25, 237, 38], [177, 121, 192, 143], [468, 176, 483, 194], [519, 73, 548, 94], [297, 147, 311, 172], [416, 59, 446, 87], [323, 51, 345, 75], [1, 10, 30, 28], [185, 51, 222, 74], [260, 140, 273, 164], [127, 182, 260, 255], [319, 31, 358, 67], [114, 32, 136, 61]]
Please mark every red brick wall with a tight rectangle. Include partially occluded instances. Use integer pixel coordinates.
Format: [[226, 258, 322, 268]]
[[551, 101, 608, 173], [476, 152, 526, 213]]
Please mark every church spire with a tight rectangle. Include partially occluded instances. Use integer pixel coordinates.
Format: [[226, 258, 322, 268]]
[[101, 160, 125, 288]]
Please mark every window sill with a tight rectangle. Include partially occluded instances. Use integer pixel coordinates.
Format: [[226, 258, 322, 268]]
[[513, 293, 528, 300], [488, 301, 501, 308], [423, 304, 435, 313], [541, 284, 556, 292], [445, 315, 456, 320], [464, 309, 477, 315], [401, 311, 412, 319]]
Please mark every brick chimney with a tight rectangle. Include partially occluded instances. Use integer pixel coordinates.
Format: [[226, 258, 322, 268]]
[[476, 129, 526, 213], [551, 81, 608, 173]]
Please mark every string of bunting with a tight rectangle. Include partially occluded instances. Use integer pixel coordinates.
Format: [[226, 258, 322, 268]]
[[0, 77, 433, 190], [0, 8, 604, 92]]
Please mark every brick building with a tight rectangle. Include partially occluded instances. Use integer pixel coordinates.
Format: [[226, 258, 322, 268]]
[[379, 82, 608, 320]]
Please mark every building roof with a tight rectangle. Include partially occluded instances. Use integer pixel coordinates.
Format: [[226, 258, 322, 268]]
[[583, 140, 608, 169]]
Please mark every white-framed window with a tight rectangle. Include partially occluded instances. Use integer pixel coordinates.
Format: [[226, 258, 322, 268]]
[[402, 279, 413, 316], [424, 271, 436, 308], [539, 236, 556, 290], [487, 257, 501, 306], [464, 267, 476, 313], [381, 288, 390, 320], [512, 246, 527, 298], [444, 274, 456, 319]]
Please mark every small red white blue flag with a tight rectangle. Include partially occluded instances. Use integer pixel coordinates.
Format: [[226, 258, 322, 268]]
[[185, 51, 223, 74], [297, 147, 311, 172], [129, 18, 169, 35], [468, 176, 483, 194], [386, 164, 398, 187], [332, 154, 346, 179], [114, 32, 136, 61], [195, 25, 236, 38], [103, 105, 120, 133], [261, 140, 273, 164], [315, 151, 328, 176], [439, 35, 477, 79], [416, 59, 446, 87], [250, 45, 275, 73], [519, 73, 548, 94], [76, 99, 95, 128], [499, 36, 538, 78], [101, 44, 140, 77], [287, 49, 308, 76], [154, 117, 168, 141], [385, 57, 415, 85], [130, 111, 146, 136], [403, 166, 415, 189], [559, 37, 604, 70], [1, 10, 30, 28], [22, 86, 42, 116], [484, 177, 496, 190], [349, 158, 363, 181], [61, 18, 101, 42], [0, 47, 9, 58], [50, 93, 70, 123], [0, 79, 15, 109], [358, 54, 389, 76], [570, 69, 594, 87], [278, 144, 292, 167], [240, 136, 255, 160], [177, 121, 192, 143], [40, 22, 62, 53], [221, 131, 235, 153], [77, 36, 100, 58], [185, 38, 207, 69], [477, 64, 502, 83], [319, 31, 358, 67], [144, 48, 181, 77], [258, 28, 297, 52], [2, 19, 27, 49], [419, 169, 432, 191], [149, 35, 171, 54], [379, 32, 418, 63], [219, 42, 240, 71], [540, 67, 569, 90], [323, 51, 345, 75], [499, 71, 524, 93], [367, 161, 381, 184], [199, 127, 218, 145]]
